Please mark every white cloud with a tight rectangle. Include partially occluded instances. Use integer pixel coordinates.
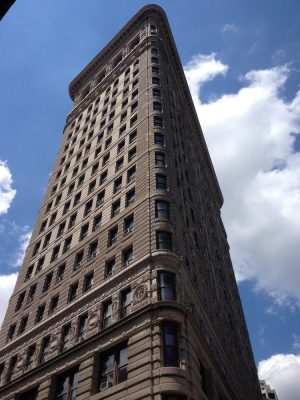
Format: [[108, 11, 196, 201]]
[[12, 230, 31, 267], [0, 273, 18, 328], [221, 23, 239, 34], [0, 160, 16, 215], [258, 354, 300, 400], [184, 54, 300, 306]]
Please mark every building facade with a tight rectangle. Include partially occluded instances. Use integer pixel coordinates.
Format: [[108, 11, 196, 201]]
[[260, 380, 278, 400], [0, 5, 261, 400]]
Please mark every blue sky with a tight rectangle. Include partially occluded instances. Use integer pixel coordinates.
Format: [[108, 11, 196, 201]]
[[1, 1, 300, 398]]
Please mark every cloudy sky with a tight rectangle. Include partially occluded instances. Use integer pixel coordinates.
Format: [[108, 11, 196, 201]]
[[1, 1, 300, 398]]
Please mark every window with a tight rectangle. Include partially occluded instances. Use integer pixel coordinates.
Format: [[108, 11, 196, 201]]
[[63, 236, 72, 253], [96, 190, 105, 207], [151, 56, 159, 64], [121, 289, 132, 318], [68, 212, 77, 228], [61, 324, 72, 351], [108, 226, 118, 246], [93, 213, 102, 231], [132, 78, 138, 89], [105, 137, 112, 150], [24, 345, 36, 371], [112, 89, 117, 99], [105, 258, 115, 278], [100, 170, 108, 184], [57, 221, 66, 237], [88, 240, 98, 259], [73, 191, 81, 206], [49, 295, 59, 315], [32, 241, 41, 257], [84, 199, 93, 216], [7, 324, 16, 341], [77, 314, 88, 340], [128, 146, 136, 161], [68, 282, 78, 302], [156, 174, 167, 189], [163, 324, 179, 367], [122, 98, 128, 108], [40, 336, 50, 363], [35, 304, 45, 323], [156, 231, 172, 251], [27, 284, 37, 302], [129, 129, 137, 143], [107, 123, 113, 134], [155, 152, 166, 167], [83, 272, 94, 292], [39, 219, 47, 233], [155, 200, 170, 219], [151, 47, 158, 55], [74, 250, 84, 269], [117, 140, 125, 154], [116, 157, 124, 171], [152, 76, 160, 85], [43, 272, 53, 292], [126, 188, 135, 206], [154, 116, 163, 127], [56, 263, 65, 282], [150, 24, 157, 34], [127, 166, 136, 182], [111, 200, 121, 217], [77, 173, 85, 187], [55, 193, 62, 205], [119, 124, 126, 136], [152, 66, 159, 74], [45, 202, 52, 214], [94, 145, 101, 159], [132, 89, 138, 100], [43, 232, 52, 248], [114, 177, 122, 193], [158, 272, 176, 301], [80, 223, 89, 240], [153, 101, 162, 111], [120, 111, 127, 122], [16, 292, 25, 311], [109, 111, 115, 121], [7, 355, 17, 382], [99, 343, 128, 390], [18, 315, 28, 334], [36, 256, 45, 272], [25, 265, 34, 281], [51, 245, 60, 262], [153, 88, 161, 97], [102, 300, 112, 328], [123, 246, 133, 266], [124, 214, 134, 233], [130, 114, 137, 127], [130, 36, 140, 50], [54, 367, 79, 400], [63, 200, 71, 214], [92, 162, 99, 175], [133, 59, 139, 68]]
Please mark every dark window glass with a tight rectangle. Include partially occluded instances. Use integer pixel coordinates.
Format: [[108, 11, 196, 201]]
[[156, 174, 167, 189], [93, 213, 102, 231], [158, 272, 176, 301], [126, 189, 135, 206], [155, 152, 166, 167], [56, 263, 65, 282], [61, 324, 72, 351], [27, 284, 37, 302], [68, 282, 78, 302], [19, 387, 38, 400], [156, 231, 172, 250], [35, 304, 45, 323], [40, 336, 50, 363], [74, 250, 84, 269], [84, 272, 94, 292], [96, 190, 105, 206], [127, 166, 136, 182], [49, 296, 59, 315], [124, 214, 134, 233], [111, 200, 121, 217], [25, 345, 36, 370], [55, 367, 79, 400], [99, 343, 128, 390], [105, 258, 115, 278], [51, 245, 60, 262], [123, 246, 133, 266], [108, 226, 118, 246], [89, 240, 98, 259], [121, 289, 132, 318], [114, 177, 122, 193], [80, 223, 89, 240], [43, 272, 53, 292], [102, 300, 112, 328], [77, 314, 88, 340], [18, 315, 28, 334], [163, 324, 179, 367], [7, 324, 16, 341], [155, 200, 170, 219], [16, 292, 25, 311], [7, 356, 17, 382]]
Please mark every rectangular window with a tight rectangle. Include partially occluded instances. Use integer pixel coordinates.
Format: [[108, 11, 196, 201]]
[[156, 231, 172, 250], [16, 292, 25, 311], [7, 324, 16, 341], [68, 212, 77, 228], [121, 289, 132, 318], [74, 250, 84, 269], [127, 165, 136, 182], [102, 300, 112, 328], [114, 176, 122, 193], [93, 213, 102, 231], [80, 223, 89, 240], [99, 343, 128, 390], [83, 272, 94, 292], [105, 258, 115, 278], [126, 188, 135, 206], [40, 336, 50, 363], [77, 314, 88, 341], [43, 272, 53, 292], [89, 240, 98, 259], [25, 345, 36, 370], [108, 226, 118, 246], [54, 367, 79, 400], [84, 199, 93, 216], [7, 355, 17, 382], [68, 282, 78, 302], [96, 190, 105, 207], [100, 170, 108, 184], [130, 114, 137, 127], [57, 221, 66, 237], [156, 174, 167, 189], [73, 192, 81, 206], [36, 256, 45, 272], [116, 157, 124, 171], [163, 324, 179, 367], [153, 101, 162, 111], [35, 304, 45, 323], [61, 324, 72, 351], [155, 152, 166, 167], [27, 284, 37, 303], [154, 116, 163, 127], [123, 246, 133, 266], [111, 200, 121, 217], [63, 236, 72, 253], [155, 200, 170, 219], [158, 272, 176, 301], [117, 140, 125, 154], [124, 214, 134, 234], [18, 315, 28, 334], [49, 296, 59, 315], [51, 245, 60, 262]]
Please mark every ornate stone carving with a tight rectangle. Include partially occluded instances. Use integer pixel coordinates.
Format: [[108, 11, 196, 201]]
[[133, 284, 148, 303]]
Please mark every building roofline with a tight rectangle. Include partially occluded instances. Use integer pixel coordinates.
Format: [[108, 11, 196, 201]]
[[68, 4, 166, 101]]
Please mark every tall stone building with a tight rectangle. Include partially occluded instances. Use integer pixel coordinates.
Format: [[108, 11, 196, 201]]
[[0, 5, 261, 400]]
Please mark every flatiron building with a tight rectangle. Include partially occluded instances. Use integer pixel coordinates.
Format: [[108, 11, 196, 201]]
[[0, 5, 261, 400]]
